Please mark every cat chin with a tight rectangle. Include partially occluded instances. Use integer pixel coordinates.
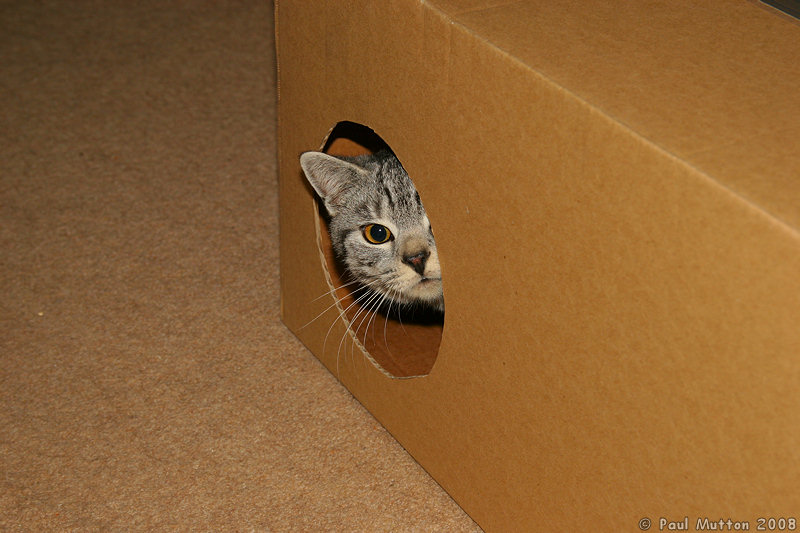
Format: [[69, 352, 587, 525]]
[[406, 279, 444, 311]]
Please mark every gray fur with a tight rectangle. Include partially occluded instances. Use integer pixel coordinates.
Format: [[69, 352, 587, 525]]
[[300, 150, 444, 312]]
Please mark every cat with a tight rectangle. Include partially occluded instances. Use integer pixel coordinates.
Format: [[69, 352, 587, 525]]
[[300, 149, 444, 318]]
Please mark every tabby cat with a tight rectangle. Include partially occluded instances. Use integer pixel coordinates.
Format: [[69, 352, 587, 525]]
[[300, 150, 444, 316]]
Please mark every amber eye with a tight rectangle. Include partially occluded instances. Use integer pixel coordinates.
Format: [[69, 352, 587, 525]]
[[363, 224, 393, 244]]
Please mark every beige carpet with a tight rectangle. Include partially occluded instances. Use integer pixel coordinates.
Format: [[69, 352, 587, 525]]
[[1, 1, 480, 530]]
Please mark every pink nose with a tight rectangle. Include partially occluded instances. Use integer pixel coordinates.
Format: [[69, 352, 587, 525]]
[[403, 251, 429, 275]]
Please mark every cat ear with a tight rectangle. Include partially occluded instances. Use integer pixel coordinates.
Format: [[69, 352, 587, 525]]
[[300, 152, 367, 216]]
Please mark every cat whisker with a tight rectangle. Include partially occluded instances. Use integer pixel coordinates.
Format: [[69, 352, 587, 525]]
[[325, 284, 381, 377], [299, 276, 384, 332], [309, 276, 362, 303], [298, 283, 369, 332], [390, 287, 410, 337], [351, 295, 383, 366], [339, 289, 383, 373], [349, 293, 375, 360], [361, 290, 390, 355], [330, 281, 391, 375], [361, 291, 389, 372], [383, 299, 392, 354], [364, 288, 392, 356]]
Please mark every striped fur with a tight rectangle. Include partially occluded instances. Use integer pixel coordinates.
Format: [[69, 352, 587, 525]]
[[300, 150, 444, 313]]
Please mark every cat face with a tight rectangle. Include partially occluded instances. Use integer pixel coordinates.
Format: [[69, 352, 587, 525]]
[[300, 150, 444, 312]]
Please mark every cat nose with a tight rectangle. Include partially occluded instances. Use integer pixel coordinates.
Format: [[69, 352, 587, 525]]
[[403, 250, 429, 275]]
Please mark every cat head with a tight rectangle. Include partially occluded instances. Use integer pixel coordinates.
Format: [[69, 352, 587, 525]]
[[300, 150, 444, 312]]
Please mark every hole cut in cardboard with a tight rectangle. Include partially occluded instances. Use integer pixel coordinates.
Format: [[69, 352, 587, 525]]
[[313, 121, 443, 378]]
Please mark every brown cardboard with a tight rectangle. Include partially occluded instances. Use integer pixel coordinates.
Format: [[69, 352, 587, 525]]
[[276, 1, 800, 530]]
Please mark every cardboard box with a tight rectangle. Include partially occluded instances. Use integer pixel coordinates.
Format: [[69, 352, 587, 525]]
[[276, 1, 800, 530]]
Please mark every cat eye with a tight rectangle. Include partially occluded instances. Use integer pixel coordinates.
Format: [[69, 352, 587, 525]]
[[363, 224, 393, 244]]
